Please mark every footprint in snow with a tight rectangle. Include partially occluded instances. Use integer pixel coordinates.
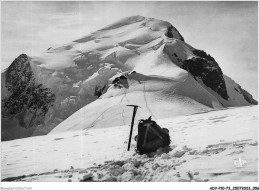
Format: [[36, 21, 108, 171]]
[[227, 150, 244, 156], [212, 120, 224, 123], [248, 142, 258, 146], [210, 172, 233, 177], [10, 145, 20, 147], [54, 138, 64, 141]]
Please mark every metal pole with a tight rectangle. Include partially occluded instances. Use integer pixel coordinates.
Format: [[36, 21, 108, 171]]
[[127, 105, 140, 151]]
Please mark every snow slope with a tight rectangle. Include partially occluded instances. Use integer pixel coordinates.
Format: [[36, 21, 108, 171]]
[[1, 106, 258, 182], [1, 15, 257, 141]]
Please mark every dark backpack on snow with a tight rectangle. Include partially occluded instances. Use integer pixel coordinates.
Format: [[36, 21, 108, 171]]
[[135, 117, 171, 154]]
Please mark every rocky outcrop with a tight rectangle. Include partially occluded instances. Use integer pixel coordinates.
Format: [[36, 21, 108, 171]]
[[182, 49, 229, 100], [1, 54, 56, 141], [112, 75, 129, 89], [165, 25, 185, 41], [234, 85, 258, 105]]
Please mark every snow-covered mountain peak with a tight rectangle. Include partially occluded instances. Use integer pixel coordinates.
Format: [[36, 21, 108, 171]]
[[1, 16, 257, 140]]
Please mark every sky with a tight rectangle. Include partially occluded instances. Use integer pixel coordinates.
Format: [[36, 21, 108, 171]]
[[1, 1, 258, 99]]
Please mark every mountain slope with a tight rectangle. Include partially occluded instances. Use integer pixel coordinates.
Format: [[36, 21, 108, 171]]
[[1, 106, 258, 182], [1, 15, 257, 140]]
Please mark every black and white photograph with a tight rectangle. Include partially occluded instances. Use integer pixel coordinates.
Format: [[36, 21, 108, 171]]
[[1, 1, 259, 190]]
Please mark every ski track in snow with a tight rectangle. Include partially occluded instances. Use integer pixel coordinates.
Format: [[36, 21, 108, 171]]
[[1, 105, 258, 182]]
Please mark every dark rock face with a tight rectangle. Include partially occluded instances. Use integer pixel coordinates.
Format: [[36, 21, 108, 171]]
[[94, 85, 106, 97], [3, 54, 34, 116], [165, 25, 185, 41], [2, 54, 56, 141], [182, 50, 229, 100], [112, 75, 129, 89], [234, 86, 258, 105]]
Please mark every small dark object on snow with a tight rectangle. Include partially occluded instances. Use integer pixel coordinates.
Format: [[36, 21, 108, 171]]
[[135, 116, 171, 154]]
